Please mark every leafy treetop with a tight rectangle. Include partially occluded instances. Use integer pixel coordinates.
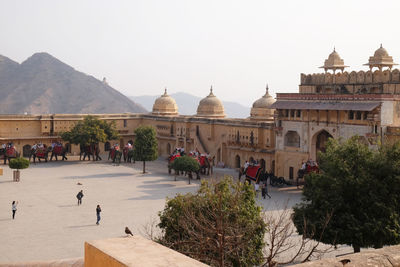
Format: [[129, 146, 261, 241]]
[[158, 177, 265, 266], [293, 136, 400, 253], [171, 156, 200, 173], [133, 126, 158, 161], [61, 115, 119, 145]]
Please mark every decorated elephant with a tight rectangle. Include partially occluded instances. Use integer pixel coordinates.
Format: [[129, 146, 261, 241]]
[[29, 144, 50, 163], [123, 143, 134, 163], [198, 154, 214, 176], [49, 143, 68, 161], [80, 143, 101, 161], [168, 154, 181, 174], [0, 143, 20, 164], [108, 144, 122, 164]]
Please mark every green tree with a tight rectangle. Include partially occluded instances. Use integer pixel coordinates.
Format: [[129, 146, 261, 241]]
[[61, 115, 119, 145], [133, 126, 158, 173], [158, 177, 266, 267], [9, 157, 30, 181], [171, 156, 200, 183], [293, 136, 400, 253]]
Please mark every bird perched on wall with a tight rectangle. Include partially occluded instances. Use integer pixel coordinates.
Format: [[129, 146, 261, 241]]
[[125, 227, 133, 236]]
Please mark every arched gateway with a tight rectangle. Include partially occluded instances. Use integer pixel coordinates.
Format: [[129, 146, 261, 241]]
[[311, 130, 333, 161]]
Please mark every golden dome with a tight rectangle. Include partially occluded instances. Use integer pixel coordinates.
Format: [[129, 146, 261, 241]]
[[364, 44, 398, 70], [250, 85, 275, 121], [152, 88, 178, 116], [320, 48, 348, 72], [196, 87, 225, 118]]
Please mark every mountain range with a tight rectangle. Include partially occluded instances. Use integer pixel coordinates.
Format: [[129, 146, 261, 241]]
[[130, 92, 250, 118], [0, 53, 146, 114]]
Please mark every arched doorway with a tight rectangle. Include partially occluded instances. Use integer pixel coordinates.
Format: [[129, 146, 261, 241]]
[[167, 143, 171, 155], [260, 159, 266, 170], [235, 155, 240, 168], [65, 143, 71, 153], [23, 145, 31, 157], [104, 142, 111, 151], [315, 130, 333, 161], [271, 160, 275, 174]]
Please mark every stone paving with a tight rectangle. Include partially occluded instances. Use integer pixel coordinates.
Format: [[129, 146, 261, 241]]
[[0, 157, 342, 263]]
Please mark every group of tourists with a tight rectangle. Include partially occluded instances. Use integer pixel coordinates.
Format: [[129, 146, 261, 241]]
[[171, 147, 185, 156], [1, 142, 15, 149], [32, 142, 46, 150], [51, 142, 63, 148], [298, 159, 319, 178], [112, 143, 120, 151]]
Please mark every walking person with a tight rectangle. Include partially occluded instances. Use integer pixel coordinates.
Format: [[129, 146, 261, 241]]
[[262, 181, 271, 199], [254, 182, 260, 198], [76, 190, 84, 205], [96, 205, 101, 225], [12, 201, 18, 219]]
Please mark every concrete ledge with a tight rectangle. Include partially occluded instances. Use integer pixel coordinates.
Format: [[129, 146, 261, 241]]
[[0, 257, 83, 267], [294, 245, 400, 267], [84, 236, 209, 267]]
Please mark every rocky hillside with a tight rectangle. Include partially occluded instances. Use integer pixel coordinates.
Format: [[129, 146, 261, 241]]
[[0, 53, 147, 114]]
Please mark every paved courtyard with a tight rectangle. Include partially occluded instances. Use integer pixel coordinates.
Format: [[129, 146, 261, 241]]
[[0, 157, 305, 263]]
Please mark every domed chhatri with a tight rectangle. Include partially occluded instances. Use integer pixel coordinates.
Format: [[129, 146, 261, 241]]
[[196, 86, 225, 118], [250, 85, 275, 121], [320, 48, 348, 73], [364, 44, 398, 70], [152, 88, 178, 116]]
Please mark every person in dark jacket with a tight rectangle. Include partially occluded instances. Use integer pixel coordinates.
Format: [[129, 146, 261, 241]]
[[76, 190, 84, 205], [261, 182, 271, 199], [96, 205, 101, 225]]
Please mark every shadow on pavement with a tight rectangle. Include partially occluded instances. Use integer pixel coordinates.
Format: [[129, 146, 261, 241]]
[[63, 173, 133, 179], [58, 204, 77, 208], [0, 180, 14, 184], [138, 184, 175, 189], [126, 185, 197, 201], [67, 224, 98, 228]]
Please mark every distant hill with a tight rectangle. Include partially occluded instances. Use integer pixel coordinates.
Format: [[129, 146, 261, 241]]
[[130, 92, 250, 118], [0, 53, 147, 114]]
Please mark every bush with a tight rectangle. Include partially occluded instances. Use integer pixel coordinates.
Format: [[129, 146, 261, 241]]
[[158, 177, 265, 266], [9, 157, 30, 170], [171, 156, 200, 173]]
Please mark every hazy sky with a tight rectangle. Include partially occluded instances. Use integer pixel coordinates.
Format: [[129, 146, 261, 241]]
[[1, 0, 400, 106]]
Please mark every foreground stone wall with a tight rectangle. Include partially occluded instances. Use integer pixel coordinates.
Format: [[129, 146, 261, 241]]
[[85, 236, 208, 267], [294, 245, 400, 267], [0, 257, 83, 267]]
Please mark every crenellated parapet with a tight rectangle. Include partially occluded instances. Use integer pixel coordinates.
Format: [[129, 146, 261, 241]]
[[300, 69, 400, 94], [301, 69, 400, 85]]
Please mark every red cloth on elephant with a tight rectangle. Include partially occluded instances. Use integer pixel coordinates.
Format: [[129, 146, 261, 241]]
[[54, 145, 63, 154], [36, 148, 46, 158], [169, 154, 180, 163], [6, 147, 16, 157], [199, 156, 206, 166], [245, 165, 262, 182]]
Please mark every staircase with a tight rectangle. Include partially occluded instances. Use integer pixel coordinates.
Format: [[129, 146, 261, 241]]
[[195, 131, 209, 154]]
